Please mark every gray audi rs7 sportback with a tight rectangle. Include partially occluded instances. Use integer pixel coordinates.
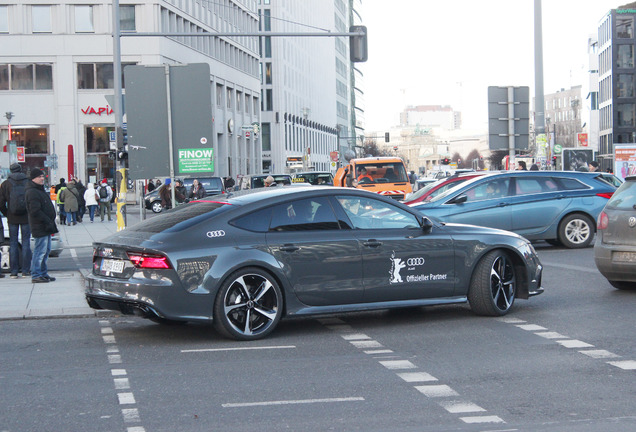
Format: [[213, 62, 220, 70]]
[[86, 186, 544, 340]]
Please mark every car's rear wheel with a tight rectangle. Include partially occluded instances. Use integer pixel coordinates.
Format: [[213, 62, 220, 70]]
[[558, 213, 594, 248], [213, 267, 283, 341], [468, 250, 516, 316], [151, 201, 163, 213], [609, 280, 636, 290]]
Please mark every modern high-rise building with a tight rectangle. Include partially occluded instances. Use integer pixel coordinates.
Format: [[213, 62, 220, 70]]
[[0, 1, 260, 184], [598, 3, 636, 171], [257, 0, 358, 173]]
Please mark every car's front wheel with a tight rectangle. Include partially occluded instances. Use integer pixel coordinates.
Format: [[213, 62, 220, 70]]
[[468, 250, 516, 316], [151, 201, 163, 213], [558, 213, 594, 248], [213, 267, 283, 341]]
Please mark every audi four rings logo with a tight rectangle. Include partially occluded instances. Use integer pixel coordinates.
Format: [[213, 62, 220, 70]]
[[407, 257, 426, 266], [206, 230, 226, 238]]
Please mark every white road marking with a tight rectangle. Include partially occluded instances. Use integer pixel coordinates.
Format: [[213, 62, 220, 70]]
[[497, 317, 526, 324], [556, 339, 594, 349], [535, 331, 567, 339], [127, 427, 146, 432], [114, 378, 131, 390], [99, 320, 110, 325], [118, 392, 136, 405], [579, 349, 619, 359], [106, 346, 119, 353], [326, 325, 353, 332], [363, 349, 393, 354], [108, 354, 122, 364], [111, 369, 127, 376], [103, 335, 116, 344], [379, 360, 416, 370], [460, 415, 505, 424], [101, 327, 113, 334], [181, 345, 295, 353], [439, 401, 486, 413], [70, 249, 78, 258], [350, 340, 383, 349], [415, 385, 459, 397], [222, 397, 364, 408], [396, 372, 438, 383], [608, 360, 636, 370], [121, 408, 140, 422], [341, 333, 371, 340], [515, 324, 547, 331]]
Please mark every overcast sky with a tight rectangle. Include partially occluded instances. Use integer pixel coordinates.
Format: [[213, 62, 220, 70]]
[[359, 0, 621, 132]]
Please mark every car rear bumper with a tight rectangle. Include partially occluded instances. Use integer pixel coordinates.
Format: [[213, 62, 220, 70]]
[[594, 241, 636, 282]]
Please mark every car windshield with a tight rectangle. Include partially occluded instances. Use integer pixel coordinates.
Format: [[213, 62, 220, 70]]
[[605, 180, 636, 210], [128, 201, 233, 233], [428, 178, 482, 203], [355, 162, 408, 183], [294, 173, 333, 185]]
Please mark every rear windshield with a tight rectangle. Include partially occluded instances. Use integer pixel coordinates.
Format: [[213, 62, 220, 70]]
[[355, 162, 408, 183], [127, 201, 233, 233], [606, 180, 636, 210], [294, 173, 334, 185]]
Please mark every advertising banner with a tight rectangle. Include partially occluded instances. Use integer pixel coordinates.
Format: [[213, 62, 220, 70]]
[[178, 148, 214, 173], [562, 149, 594, 171], [614, 144, 636, 181]]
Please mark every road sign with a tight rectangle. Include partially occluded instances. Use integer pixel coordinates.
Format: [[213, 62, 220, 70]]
[[245, 131, 251, 138], [488, 86, 529, 150], [553, 144, 563, 154]]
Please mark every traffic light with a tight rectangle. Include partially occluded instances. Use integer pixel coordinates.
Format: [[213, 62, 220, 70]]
[[117, 148, 128, 161], [552, 156, 557, 167], [349, 25, 368, 62], [108, 150, 116, 160], [441, 158, 450, 165]]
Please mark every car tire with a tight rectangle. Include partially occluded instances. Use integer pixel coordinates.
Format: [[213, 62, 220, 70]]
[[213, 267, 283, 341], [468, 249, 516, 316], [609, 280, 636, 290], [151, 201, 163, 213], [557, 213, 594, 249]]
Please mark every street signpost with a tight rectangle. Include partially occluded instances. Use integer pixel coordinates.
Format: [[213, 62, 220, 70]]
[[488, 86, 530, 169]]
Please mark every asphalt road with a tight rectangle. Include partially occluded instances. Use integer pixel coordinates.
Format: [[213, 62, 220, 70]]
[[2, 242, 635, 432]]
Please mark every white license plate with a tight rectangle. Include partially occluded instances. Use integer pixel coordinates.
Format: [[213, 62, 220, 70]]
[[101, 259, 125, 273], [613, 252, 636, 263]]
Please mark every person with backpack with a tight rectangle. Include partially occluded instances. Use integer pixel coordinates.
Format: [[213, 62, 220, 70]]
[[56, 182, 67, 225], [97, 179, 113, 222], [0, 163, 32, 278]]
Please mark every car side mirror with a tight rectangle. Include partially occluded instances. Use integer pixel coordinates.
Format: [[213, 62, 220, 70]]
[[420, 216, 433, 234], [449, 194, 467, 204]]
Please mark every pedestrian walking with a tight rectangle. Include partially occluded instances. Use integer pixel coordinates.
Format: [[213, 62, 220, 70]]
[[189, 179, 206, 200], [25, 168, 58, 283], [75, 178, 87, 222], [56, 182, 67, 225], [59, 180, 80, 225], [83, 183, 99, 222], [0, 163, 32, 278], [97, 179, 113, 221], [174, 179, 187, 203], [147, 179, 156, 193]]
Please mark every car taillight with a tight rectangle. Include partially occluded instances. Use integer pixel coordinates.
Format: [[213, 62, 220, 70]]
[[597, 211, 609, 230], [127, 252, 171, 269], [596, 192, 614, 199]]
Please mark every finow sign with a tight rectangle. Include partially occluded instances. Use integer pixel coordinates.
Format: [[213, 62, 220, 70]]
[[178, 148, 214, 173]]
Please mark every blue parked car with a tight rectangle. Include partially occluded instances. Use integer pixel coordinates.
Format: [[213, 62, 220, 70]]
[[411, 171, 617, 248]]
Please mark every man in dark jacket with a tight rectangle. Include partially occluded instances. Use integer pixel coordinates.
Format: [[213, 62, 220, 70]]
[[25, 168, 58, 283], [0, 163, 32, 278]]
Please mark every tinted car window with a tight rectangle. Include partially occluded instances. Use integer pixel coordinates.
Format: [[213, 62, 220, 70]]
[[463, 179, 510, 202], [129, 202, 232, 233], [270, 197, 339, 231], [556, 177, 588, 190], [605, 180, 636, 210], [335, 195, 419, 229], [231, 208, 272, 233]]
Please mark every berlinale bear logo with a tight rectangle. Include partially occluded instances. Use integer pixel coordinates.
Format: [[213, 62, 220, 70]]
[[389, 251, 406, 284]]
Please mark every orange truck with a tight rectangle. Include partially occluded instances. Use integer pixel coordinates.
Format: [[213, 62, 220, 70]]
[[333, 157, 412, 200]]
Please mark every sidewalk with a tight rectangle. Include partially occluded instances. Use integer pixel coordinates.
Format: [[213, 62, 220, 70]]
[[0, 205, 148, 320]]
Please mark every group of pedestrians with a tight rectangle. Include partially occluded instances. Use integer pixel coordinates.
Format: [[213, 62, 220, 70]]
[[56, 177, 113, 223], [157, 178, 206, 210], [0, 164, 56, 283]]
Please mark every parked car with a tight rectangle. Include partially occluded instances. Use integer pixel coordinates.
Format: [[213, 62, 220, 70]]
[[144, 177, 224, 213], [415, 178, 437, 190], [85, 186, 543, 341], [412, 171, 617, 248], [403, 172, 487, 205], [433, 168, 476, 180], [1, 216, 63, 272], [237, 174, 292, 190], [594, 175, 636, 289], [292, 171, 334, 185]]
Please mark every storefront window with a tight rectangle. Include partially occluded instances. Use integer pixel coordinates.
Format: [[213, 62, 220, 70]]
[[10, 127, 48, 154], [86, 126, 112, 153]]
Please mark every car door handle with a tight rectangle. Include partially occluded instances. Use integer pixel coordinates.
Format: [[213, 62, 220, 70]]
[[556, 194, 565, 199], [362, 239, 383, 248], [279, 244, 300, 252], [497, 202, 509, 207]]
